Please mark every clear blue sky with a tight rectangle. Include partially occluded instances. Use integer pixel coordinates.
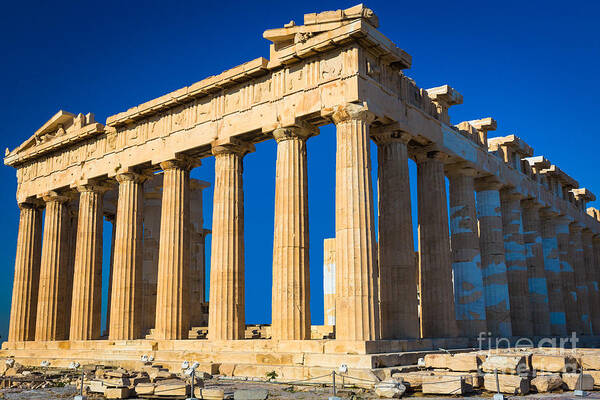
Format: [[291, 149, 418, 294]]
[[1, 0, 598, 340]]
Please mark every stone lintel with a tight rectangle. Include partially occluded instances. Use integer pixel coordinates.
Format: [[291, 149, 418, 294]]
[[425, 85, 463, 108], [468, 117, 497, 132], [525, 156, 551, 172], [572, 188, 596, 202], [540, 165, 579, 189], [587, 207, 600, 221]]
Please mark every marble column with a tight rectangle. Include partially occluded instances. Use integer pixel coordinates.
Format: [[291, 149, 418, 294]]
[[521, 200, 551, 336], [540, 210, 567, 335], [570, 223, 591, 334], [323, 238, 336, 326], [555, 216, 578, 333], [109, 172, 145, 340], [8, 203, 42, 342], [416, 150, 457, 338], [271, 126, 313, 341], [142, 176, 162, 335], [69, 185, 107, 340], [582, 230, 600, 333], [374, 130, 419, 339], [475, 179, 512, 337], [447, 166, 486, 337], [154, 159, 192, 340], [332, 104, 380, 341], [104, 214, 116, 336], [208, 141, 251, 340], [500, 189, 532, 337], [190, 179, 210, 326], [35, 193, 70, 341]]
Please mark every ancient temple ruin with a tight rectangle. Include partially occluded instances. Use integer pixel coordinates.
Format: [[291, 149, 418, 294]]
[[2, 5, 600, 380]]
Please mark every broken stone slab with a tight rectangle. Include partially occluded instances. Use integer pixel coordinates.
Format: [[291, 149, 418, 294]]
[[580, 354, 600, 370], [531, 354, 577, 372], [149, 369, 175, 382], [530, 374, 563, 392], [154, 379, 189, 397], [431, 370, 482, 388], [233, 388, 269, 400], [373, 379, 406, 398], [424, 352, 482, 372], [195, 387, 226, 399], [483, 373, 529, 395], [134, 382, 155, 395], [482, 355, 528, 374], [562, 373, 594, 390], [105, 386, 131, 399], [390, 371, 433, 389], [421, 374, 467, 395], [103, 376, 131, 387], [86, 379, 106, 394]]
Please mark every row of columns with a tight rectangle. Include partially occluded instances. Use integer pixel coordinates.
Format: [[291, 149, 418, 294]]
[[8, 102, 600, 343]]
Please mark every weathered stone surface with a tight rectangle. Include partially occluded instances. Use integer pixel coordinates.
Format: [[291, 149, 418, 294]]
[[530, 374, 562, 392], [105, 386, 131, 399], [134, 382, 155, 395], [234, 388, 269, 400], [482, 355, 527, 374], [581, 354, 600, 370], [195, 387, 225, 399], [483, 373, 529, 394], [390, 371, 433, 388], [424, 353, 481, 372], [531, 354, 577, 372], [562, 373, 594, 390], [154, 379, 189, 396], [421, 374, 467, 395]]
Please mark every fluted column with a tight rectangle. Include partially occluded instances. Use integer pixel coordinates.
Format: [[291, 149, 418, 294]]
[[271, 125, 313, 340], [570, 223, 591, 334], [104, 214, 116, 336], [555, 216, 578, 333], [35, 192, 70, 341], [500, 189, 532, 337], [109, 172, 145, 340], [142, 175, 162, 335], [323, 238, 336, 326], [475, 179, 511, 337], [417, 150, 457, 338], [208, 141, 252, 340], [446, 166, 486, 337], [69, 185, 107, 340], [8, 203, 42, 342], [374, 130, 419, 339], [521, 200, 551, 336], [154, 159, 192, 340], [332, 104, 380, 341], [582, 230, 600, 333], [540, 210, 567, 335], [190, 179, 210, 327]]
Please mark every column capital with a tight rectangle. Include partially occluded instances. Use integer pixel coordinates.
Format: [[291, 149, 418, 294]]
[[331, 103, 375, 125], [159, 156, 198, 172], [569, 222, 584, 232], [40, 191, 71, 204], [273, 123, 318, 143], [371, 130, 411, 146], [444, 161, 477, 177], [115, 172, 148, 184], [474, 176, 503, 192], [540, 207, 559, 219], [211, 138, 255, 157], [500, 187, 524, 201], [521, 199, 543, 210], [75, 183, 113, 194], [17, 201, 41, 211], [592, 234, 600, 244], [413, 149, 449, 164]]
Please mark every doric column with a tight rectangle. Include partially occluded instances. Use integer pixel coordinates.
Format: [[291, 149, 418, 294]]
[[190, 179, 210, 327], [104, 213, 116, 336], [570, 223, 591, 334], [582, 229, 600, 333], [208, 140, 252, 340], [35, 192, 70, 341], [271, 125, 313, 341], [475, 179, 512, 337], [500, 189, 532, 337], [8, 203, 43, 342], [540, 210, 567, 335], [373, 130, 419, 339], [446, 165, 486, 337], [521, 200, 551, 336], [332, 104, 380, 341], [154, 159, 193, 340], [555, 216, 578, 333], [142, 175, 162, 335], [323, 238, 336, 326], [69, 184, 108, 340], [416, 150, 457, 338], [109, 172, 146, 340]]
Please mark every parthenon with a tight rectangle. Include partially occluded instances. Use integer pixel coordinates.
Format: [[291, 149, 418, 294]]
[[2, 4, 600, 380]]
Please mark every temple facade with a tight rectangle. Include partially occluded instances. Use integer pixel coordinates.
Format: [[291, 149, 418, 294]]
[[2, 4, 600, 379]]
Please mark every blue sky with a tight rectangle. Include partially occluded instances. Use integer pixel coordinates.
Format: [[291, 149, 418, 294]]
[[0, 0, 598, 340]]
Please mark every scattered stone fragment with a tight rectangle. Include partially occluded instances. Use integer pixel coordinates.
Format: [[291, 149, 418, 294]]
[[531, 373, 563, 392], [154, 378, 189, 397], [196, 387, 226, 399], [531, 354, 577, 372], [373, 378, 406, 398], [134, 382, 155, 395], [105, 386, 131, 399], [483, 373, 529, 394], [482, 355, 528, 374], [562, 373, 594, 390], [421, 374, 467, 395], [391, 371, 433, 389]]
